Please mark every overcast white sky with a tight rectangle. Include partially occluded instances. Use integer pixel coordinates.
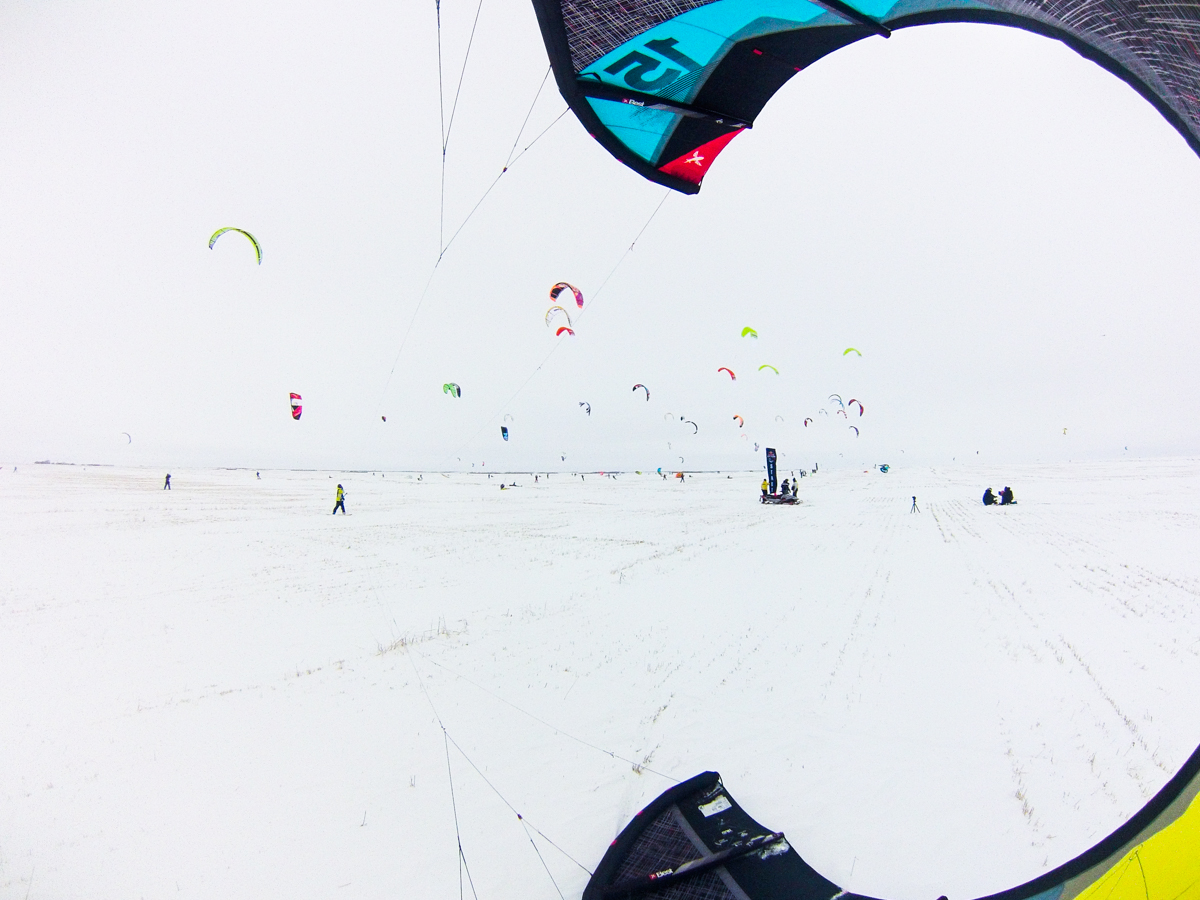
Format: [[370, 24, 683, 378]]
[[1, 0, 1198, 472]]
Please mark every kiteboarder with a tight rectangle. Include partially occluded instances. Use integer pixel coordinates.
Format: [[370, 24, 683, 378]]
[[332, 484, 346, 515], [761, 478, 769, 498], [163, 473, 171, 490], [1000, 486, 1015, 505], [983, 487, 996, 506]]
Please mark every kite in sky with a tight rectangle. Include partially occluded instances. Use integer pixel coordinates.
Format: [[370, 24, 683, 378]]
[[549, 282, 584, 309], [209, 228, 261, 264], [532, 0, 1200, 193], [289, 393, 302, 420]]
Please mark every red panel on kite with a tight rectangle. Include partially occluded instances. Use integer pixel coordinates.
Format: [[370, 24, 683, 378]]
[[657, 130, 743, 186]]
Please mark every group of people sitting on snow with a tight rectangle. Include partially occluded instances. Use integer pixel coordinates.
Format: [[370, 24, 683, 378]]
[[982, 486, 1016, 506]]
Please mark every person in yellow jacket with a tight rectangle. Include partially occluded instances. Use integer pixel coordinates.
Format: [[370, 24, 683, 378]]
[[761, 478, 769, 498], [332, 484, 346, 515]]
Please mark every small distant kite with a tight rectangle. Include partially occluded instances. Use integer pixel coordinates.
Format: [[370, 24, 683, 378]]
[[504, 414, 514, 422], [803, 418, 813, 427], [838, 409, 848, 418], [684, 420, 698, 434], [549, 282, 584, 309], [556, 326, 575, 337], [775, 415, 784, 423], [733, 415, 744, 427], [843, 348, 861, 357], [828, 394, 844, 408], [718, 367, 736, 380], [121, 432, 132, 443], [209, 228, 262, 264], [663, 412, 674, 422], [501, 426, 509, 441], [381, 416, 386, 422], [579, 402, 591, 416], [632, 384, 650, 401], [848, 399, 864, 416], [443, 383, 462, 398], [289, 393, 302, 420], [1063, 428, 1068, 435], [849, 425, 859, 436], [758, 364, 779, 374], [741, 327, 758, 339], [545, 306, 572, 328]]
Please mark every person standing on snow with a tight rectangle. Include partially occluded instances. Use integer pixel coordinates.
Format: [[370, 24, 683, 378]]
[[761, 478, 769, 498], [332, 484, 346, 515], [163, 473, 171, 490]]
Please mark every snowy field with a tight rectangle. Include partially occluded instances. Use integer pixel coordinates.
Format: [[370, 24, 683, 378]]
[[2, 460, 1199, 900]]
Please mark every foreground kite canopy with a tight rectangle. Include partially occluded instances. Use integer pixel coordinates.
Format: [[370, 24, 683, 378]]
[[531, 0, 1200, 193], [587, 753, 1200, 900]]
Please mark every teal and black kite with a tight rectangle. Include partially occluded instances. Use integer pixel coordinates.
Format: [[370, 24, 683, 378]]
[[532, 0, 1200, 193]]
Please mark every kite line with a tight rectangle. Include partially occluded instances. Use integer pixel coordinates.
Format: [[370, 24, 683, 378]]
[[376, 62, 565, 416], [414, 646, 678, 784], [406, 649, 592, 896]]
